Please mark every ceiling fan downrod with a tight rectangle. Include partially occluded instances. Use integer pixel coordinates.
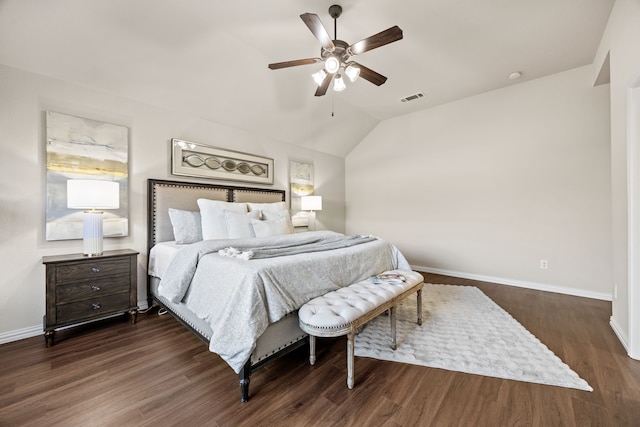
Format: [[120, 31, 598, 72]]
[[329, 4, 342, 41]]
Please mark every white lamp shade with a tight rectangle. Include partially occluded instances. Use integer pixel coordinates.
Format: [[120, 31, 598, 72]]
[[312, 69, 327, 86], [345, 64, 360, 82], [301, 195, 322, 211], [67, 180, 120, 210], [333, 75, 346, 92]]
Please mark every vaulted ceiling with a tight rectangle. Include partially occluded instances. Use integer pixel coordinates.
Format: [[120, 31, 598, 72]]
[[0, 0, 615, 157]]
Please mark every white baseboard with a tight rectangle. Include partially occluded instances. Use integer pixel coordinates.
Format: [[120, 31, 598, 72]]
[[609, 316, 629, 353], [0, 325, 42, 345], [1, 302, 149, 346], [413, 265, 612, 301]]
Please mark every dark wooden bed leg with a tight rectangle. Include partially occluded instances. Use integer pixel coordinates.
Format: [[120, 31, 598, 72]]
[[239, 360, 251, 402]]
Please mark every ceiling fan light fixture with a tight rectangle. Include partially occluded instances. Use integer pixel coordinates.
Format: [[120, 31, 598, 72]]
[[345, 64, 360, 82], [268, 7, 402, 97], [325, 56, 340, 74], [333, 74, 346, 91], [312, 69, 327, 86]]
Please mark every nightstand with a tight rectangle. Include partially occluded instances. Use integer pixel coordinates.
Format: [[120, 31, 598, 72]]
[[42, 249, 139, 347]]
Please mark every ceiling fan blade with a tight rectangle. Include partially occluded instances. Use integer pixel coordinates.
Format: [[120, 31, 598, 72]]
[[314, 72, 333, 96], [300, 13, 335, 52], [349, 25, 403, 55], [353, 63, 388, 86], [268, 58, 319, 70]]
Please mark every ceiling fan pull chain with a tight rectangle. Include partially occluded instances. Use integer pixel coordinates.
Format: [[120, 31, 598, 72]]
[[331, 93, 335, 117]]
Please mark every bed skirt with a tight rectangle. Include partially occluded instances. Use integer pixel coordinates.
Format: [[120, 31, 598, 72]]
[[149, 276, 308, 365]]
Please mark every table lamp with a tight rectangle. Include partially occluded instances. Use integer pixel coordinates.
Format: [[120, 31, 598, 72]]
[[67, 179, 120, 256], [301, 195, 322, 231]]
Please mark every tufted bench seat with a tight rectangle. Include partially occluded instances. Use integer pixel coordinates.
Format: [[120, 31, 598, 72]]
[[298, 270, 424, 389]]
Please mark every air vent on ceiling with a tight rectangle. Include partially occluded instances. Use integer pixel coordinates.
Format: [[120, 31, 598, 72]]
[[400, 92, 425, 103]]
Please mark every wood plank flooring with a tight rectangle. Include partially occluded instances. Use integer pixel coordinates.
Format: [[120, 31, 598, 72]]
[[2, 273, 640, 426]]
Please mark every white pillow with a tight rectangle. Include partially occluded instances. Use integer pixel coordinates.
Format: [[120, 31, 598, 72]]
[[197, 199, 248, 240], [247, 201, 288, 213], [224, 210, 261, 239], [251, 217, 291, 238], [261, 209, 295, 234], [168, 208, 202, 244]]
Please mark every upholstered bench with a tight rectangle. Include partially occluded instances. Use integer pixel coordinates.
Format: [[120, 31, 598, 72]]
[[298, 270, 424, 389]]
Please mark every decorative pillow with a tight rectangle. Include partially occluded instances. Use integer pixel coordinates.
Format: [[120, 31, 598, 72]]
[[251, 217, 291, 238], [197, 199, 248, 240], [247, 201, 288, 213], [224, 210, 261, 239], [168, 208, 202, 244], [261, 209, 295, 234]]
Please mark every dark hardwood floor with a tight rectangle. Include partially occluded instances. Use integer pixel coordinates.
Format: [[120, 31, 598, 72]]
[[2, 273, 640, 426]]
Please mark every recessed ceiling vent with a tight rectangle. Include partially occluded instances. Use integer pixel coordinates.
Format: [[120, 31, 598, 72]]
[[400, 92, 425, 103]]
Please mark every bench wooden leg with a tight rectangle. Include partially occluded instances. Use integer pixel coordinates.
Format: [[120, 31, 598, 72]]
[[347, 331, 355, 389], [417, 288, 423, 325], [390, 306, 397, 350], [309, 335, 316, 365]]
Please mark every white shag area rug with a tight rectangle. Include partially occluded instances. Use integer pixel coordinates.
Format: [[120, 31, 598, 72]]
[[354, 284, 592, 391]]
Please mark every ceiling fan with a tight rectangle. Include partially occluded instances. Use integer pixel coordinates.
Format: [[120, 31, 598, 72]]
[[268, 4, 403, 96]]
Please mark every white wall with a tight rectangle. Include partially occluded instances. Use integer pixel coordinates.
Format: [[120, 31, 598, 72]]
[[593, 0, 640, 356], [0, 64, 345, 341], [346, 65, 612, 298]]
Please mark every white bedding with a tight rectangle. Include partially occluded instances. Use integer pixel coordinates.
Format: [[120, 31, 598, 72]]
[[148, 241, 184, 278], [154, 231, 410, 373]]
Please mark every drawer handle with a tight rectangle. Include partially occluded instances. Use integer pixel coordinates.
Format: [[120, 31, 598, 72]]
[[91, 285, 101, 292], [92, 303, 102, 310], [91, 266, 101, 273]]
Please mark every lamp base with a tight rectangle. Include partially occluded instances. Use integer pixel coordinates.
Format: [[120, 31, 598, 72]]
[[83, 211, 104, 256], [307, 211, 317, 231]]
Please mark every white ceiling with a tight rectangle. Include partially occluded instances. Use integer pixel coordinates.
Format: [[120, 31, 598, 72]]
[[0, 0, 615, 157]]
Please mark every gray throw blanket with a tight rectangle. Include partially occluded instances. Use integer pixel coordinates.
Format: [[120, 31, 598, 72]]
[[219, 234, 377, 260]]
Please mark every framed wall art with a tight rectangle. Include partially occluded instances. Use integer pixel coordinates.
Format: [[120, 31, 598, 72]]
[[45, 111, 129, 241], [290, 161, 314, 196], [171, 138, 274, 185], [290, 161, 314, 227]]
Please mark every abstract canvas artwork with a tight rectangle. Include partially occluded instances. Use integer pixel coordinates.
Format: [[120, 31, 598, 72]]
[[290, 161, 314, 196], [290, 161, 314, 227], [45, 111, 129, 241]]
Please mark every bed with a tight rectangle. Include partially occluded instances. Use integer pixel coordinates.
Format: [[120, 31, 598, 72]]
[[147, 178, 410, 402]]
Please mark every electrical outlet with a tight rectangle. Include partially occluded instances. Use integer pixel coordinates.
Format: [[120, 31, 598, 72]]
[[614, 285, 618, 299], [540, 259, 549, 269]]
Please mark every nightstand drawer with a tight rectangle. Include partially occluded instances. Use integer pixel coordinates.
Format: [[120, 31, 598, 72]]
[[55, 275, 131, 304], [56, 293, 132, 324], [55, 258, 131, 283]]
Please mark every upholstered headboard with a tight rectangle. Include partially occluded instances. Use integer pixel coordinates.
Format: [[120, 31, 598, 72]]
[[147, 179, 286, 249]]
